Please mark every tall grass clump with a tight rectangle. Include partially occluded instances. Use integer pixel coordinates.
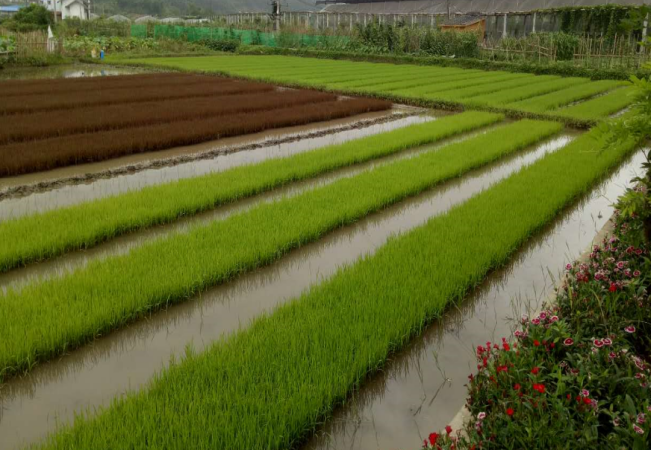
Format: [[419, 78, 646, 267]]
[[0, 112, 502, 273], [0, 119, 560, 380], [34, 125, 641, 450]]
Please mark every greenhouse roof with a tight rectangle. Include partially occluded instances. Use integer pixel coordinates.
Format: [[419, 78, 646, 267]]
[[321, 0, 650, 15]]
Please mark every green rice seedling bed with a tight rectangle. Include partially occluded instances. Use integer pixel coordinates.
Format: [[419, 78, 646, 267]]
[[350, 70, 486, 92], [0, 119, 559, 381], [506, 80, 625, 113], [0, 112, 501, 273], [553, 86, 637, 120], [120, 56, 630, 124], [437, 75, 558, 102], [466, 77, 589, 106], [346, 70, 493, 92], [394, 73, 531, 99], [34, 125, 639, 450]]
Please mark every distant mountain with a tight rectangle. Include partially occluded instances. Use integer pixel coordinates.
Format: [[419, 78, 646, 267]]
[[91, 0, 319, 17]]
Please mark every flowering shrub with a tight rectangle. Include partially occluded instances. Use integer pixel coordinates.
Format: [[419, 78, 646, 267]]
[[422, 211, 651, 450]]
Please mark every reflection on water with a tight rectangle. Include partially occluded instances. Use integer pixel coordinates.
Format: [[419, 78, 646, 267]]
[[0, 64, 147, 81], [0, 133, 569, 450], [303, 150, 646, 450]]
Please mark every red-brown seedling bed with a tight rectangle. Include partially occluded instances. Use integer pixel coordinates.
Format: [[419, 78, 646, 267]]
[[0, 98, 391, 176], [0, 79, 275, 115], [1, 74, 227, 99], [0, 90, 338, 144]]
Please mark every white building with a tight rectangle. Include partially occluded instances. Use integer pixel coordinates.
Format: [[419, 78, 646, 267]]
[[42, 0, 91, 20]]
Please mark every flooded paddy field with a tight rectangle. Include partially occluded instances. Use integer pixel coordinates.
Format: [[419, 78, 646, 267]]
[[0, 132, 576, 449], [0, 64, 147, 81], [0, 58, 644, 450]]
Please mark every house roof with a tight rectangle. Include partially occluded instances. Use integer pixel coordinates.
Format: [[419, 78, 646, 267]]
[[442, 14, 484, 26], [0, 5, 23, 13]]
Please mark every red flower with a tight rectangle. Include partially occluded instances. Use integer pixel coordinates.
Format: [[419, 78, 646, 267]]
[[531, 367, 540, 375], [582, 397, 591, 405], [445, 425, 453, 435], [533, 383, 546, 394], [513, 383, 521, 391], [563, 338, 574, 346], [506, 408, 514, 416], [497, 365, 508, 373], [533, 340, 540, 347], [503, 342, 511, 351], [609, 283, 617, 292], [428, 433, 439, 446]]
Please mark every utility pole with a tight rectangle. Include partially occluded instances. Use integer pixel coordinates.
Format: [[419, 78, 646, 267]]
[[271, 1, 280, 32]]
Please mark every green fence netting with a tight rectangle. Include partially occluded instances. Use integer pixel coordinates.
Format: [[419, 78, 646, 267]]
[[130, 24, 349, 49]]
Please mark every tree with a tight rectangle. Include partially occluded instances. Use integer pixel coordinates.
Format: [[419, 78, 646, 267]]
[[5, 4, 52, 31], [609, 37, 651, 241]]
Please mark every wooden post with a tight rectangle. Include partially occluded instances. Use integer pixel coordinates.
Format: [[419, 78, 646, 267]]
[[642, 13, 649, 54], [502, 13, 508, 39], [532, 12, 536, 33]]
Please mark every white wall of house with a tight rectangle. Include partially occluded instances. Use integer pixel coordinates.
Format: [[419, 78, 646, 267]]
[[62, 1, 89, 20], [42, 0, 90, 20]]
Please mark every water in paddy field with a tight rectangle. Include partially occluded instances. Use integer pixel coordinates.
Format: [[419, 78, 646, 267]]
[[0, 64, 148, 81], [0, 133, 583, 449], [303, 150, 647, 450]]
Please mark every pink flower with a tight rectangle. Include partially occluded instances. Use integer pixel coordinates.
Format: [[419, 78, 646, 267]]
[[550, 316, 559, 323], [613, 418, 621, 427], [565, 264, 572, 270], [603, 338, 612, 346], [609, 352, 617, 360], [634, 425, 645, 435], [634, 270, 641, 277], [564, 338, 574, 346], [477, 412, 486, 420], [625, 326, 636, 334], [593, 339, 604, 348], [581, 389, 590, 397], [531, 318, 540, 326], [514, 330, 524, 338], [616, 261, 625, 270], [638, 413, 646, 425]]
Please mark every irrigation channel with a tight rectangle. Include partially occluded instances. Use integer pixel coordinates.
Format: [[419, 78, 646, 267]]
[[303, 150, 647, 450], [0, 109, 425, 217], [0, 130, 580, 449], [0, 64, 145, 81]]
